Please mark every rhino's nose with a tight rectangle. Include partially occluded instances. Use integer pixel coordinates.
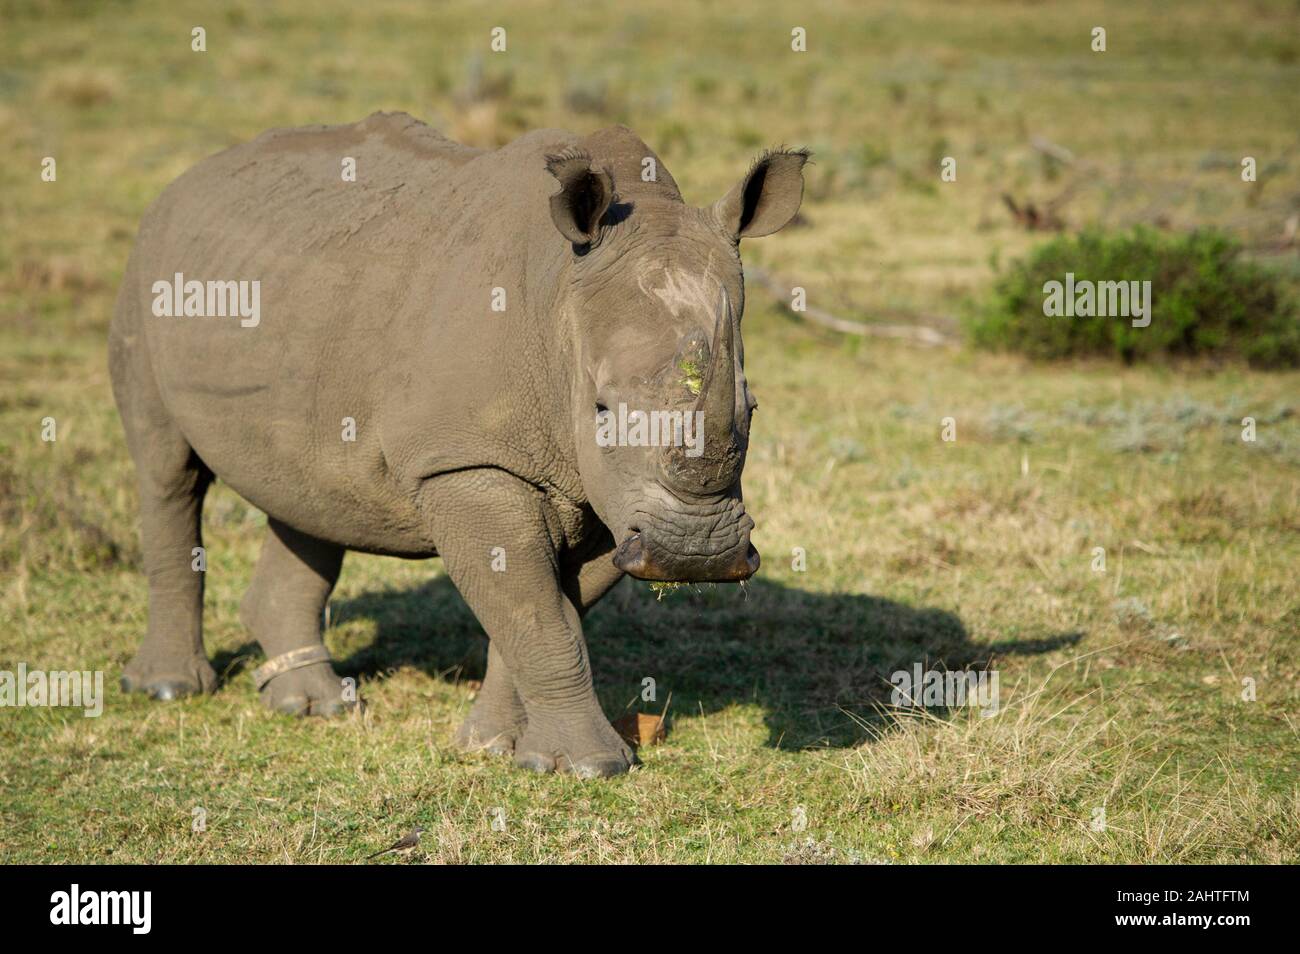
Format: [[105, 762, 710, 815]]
[[612, 531, 760, 583]]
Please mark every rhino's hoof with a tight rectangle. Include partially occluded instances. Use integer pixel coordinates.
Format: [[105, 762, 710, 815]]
[[456, 728, 517, 757], [454, 710, 525, 757], [569, 755, 637, 779], [514, 750, 637, 778], [271, 694, 362, 719], [120, 676, 204, 701], [515, 751, 557, 774], [512, 719, 639, 778], [121, 653, 217, 700], [259, 661, 359, 719]]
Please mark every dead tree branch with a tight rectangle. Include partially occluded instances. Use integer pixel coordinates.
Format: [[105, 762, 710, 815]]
[[745, 267, 955, 347]]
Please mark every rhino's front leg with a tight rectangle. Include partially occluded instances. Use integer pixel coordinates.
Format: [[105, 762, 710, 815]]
[[454, 641, 527, 755], [457, 531, 625, 757], [424, 469, 635, 778], [561, 526, 626, 618]]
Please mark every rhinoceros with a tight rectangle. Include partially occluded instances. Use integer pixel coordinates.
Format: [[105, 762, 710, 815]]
[[109, 112, 808, 777]]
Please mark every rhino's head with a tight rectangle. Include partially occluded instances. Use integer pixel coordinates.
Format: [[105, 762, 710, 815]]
[[547, 135, 808, 583]]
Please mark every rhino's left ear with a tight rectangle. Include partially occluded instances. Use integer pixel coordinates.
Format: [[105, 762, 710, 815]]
[[712, 147, 810, 240], [546, 149, 615, 247]]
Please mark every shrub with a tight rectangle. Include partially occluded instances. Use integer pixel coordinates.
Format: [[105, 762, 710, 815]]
[[966, 228, 1300, 367]]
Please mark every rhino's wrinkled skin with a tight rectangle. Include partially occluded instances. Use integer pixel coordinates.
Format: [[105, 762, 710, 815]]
[[110, 112, 807, 776]]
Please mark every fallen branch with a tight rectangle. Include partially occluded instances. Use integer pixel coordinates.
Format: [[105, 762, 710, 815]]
[[1031, 135, 1076, 166], [745, 266, 955, 346]]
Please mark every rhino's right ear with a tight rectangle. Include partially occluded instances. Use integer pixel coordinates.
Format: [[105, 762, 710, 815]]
[[546, 150, 615, 247]]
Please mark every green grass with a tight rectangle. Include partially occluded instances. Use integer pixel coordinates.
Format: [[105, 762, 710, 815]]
[[1, 0, 1298, 863]]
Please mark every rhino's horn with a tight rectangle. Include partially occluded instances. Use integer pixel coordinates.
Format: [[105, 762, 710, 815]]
[[700, 285, 738, 452], [661, 285, 743, 494]]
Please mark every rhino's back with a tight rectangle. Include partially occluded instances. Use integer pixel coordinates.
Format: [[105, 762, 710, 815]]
[[141, 111, 483, 265], [114, 114, 577, 554]]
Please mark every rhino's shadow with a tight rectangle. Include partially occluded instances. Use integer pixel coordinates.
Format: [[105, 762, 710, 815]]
[[330, 574, 1080, 749]]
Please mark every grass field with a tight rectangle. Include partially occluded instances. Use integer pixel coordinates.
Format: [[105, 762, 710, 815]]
[[1, 0, 1297, 863]]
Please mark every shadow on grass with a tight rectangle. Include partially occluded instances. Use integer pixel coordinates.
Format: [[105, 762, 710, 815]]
[[211, 643, 258, 688], [330, 573, 1081, 749]]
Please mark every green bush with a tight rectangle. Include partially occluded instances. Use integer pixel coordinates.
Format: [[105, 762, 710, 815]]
[[966, 228, 1300, 367]]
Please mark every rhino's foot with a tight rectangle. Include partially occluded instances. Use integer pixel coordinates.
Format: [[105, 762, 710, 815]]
[[454, 701, 527, 757], [121, 650, 217, 701], [513, 707, 638, 779], [259, 661, 358, 718]]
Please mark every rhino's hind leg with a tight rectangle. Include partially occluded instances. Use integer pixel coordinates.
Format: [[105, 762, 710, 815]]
[[240, 519, 354, 718], [121, 483, 215, 699], [119, 457, 218, 700], [113, 325, 218, 700]]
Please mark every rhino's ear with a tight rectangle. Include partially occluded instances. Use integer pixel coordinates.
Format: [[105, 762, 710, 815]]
[[546, 149, 615, 247], [712, 147, 810, 240]]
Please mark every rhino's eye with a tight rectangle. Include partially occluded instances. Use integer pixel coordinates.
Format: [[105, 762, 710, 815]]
[[594, 402, 616, 453]]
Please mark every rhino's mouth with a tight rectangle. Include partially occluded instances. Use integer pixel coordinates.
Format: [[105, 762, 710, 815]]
[[611, 515, 759, 583]]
